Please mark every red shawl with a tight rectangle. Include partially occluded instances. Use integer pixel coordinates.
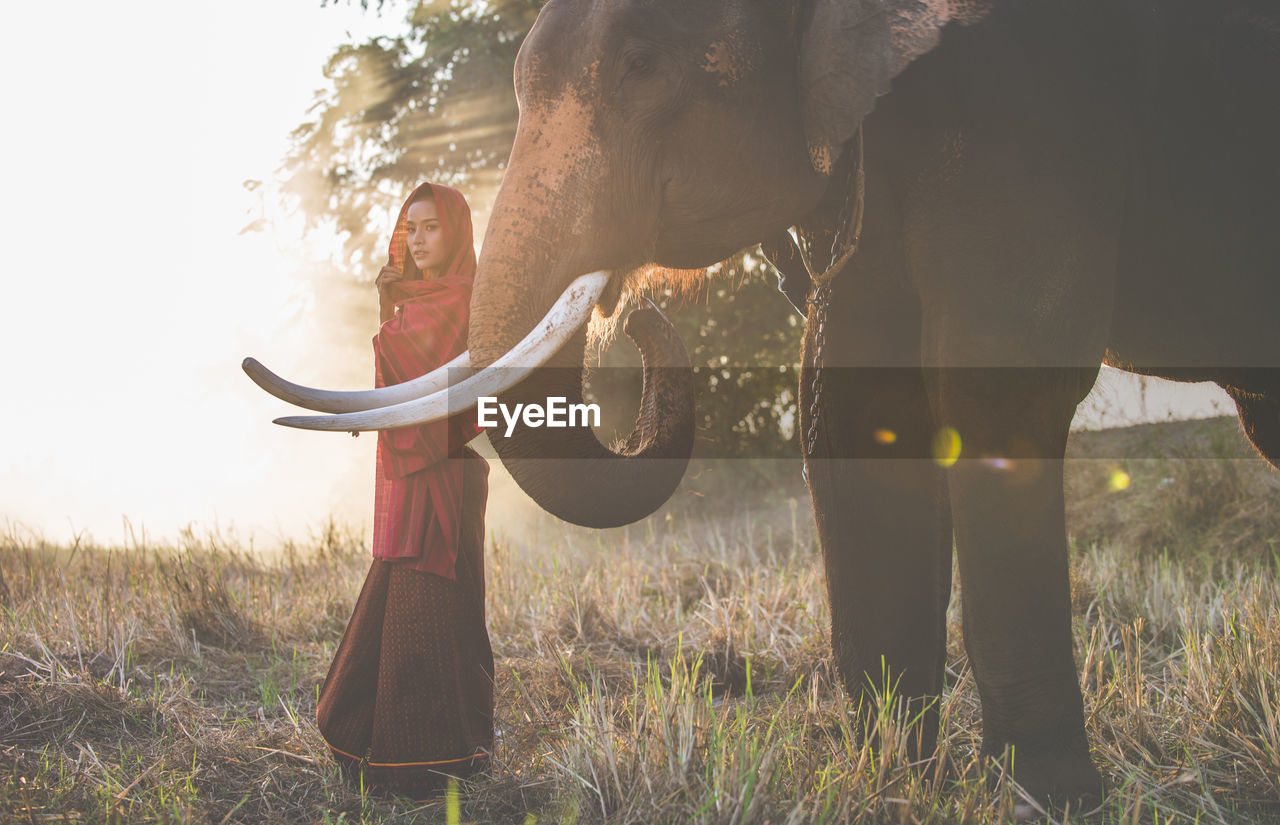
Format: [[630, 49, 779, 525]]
[[372, 182, 485, 578]]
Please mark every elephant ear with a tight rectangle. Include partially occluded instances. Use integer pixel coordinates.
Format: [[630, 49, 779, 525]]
[[798, 0, 986, 174]]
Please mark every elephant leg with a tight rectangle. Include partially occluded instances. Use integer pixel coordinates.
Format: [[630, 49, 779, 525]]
[[802, 274, 952, 760], [926, 362, 1104, 807], [897, 92, 1124, 806], [1225, 384, 1280, 470]]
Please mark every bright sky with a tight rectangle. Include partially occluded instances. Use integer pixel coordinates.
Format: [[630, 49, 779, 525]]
[[0, 1, 401, 545], [0, 1, 1235, 546]]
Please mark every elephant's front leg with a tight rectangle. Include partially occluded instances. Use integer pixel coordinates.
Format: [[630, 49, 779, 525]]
[[899, 100, 1124, 807], [927, 364, 1104, 808], [801, 283, 953, 759]]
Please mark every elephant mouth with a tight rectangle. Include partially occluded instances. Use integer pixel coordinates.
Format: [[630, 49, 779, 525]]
[[242, 272, 613, 431]]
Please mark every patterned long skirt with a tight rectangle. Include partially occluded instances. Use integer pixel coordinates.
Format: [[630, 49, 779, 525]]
[[316, 455, 493, 800]]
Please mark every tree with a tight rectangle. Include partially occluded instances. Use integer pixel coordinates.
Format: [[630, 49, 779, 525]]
[[289, 0, 805, 456], [287, 0, 542, 269]]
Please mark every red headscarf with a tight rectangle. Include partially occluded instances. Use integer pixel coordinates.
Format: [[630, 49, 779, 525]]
[[371, 182, 484, 578]]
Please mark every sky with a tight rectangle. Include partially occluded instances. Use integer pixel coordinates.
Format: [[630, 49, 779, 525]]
[[0, 1, 407, 545], [0, 1, 1236, 546]]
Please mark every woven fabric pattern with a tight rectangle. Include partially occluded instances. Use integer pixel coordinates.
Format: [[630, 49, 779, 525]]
[[318, 449, 493, 800]]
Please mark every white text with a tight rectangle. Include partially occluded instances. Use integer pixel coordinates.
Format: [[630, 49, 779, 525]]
[[476, 396, 601, 438]]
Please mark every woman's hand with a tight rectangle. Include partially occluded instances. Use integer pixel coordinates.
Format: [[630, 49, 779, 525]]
[[377, 266, 403, 323], [376, 265, 403, 293]]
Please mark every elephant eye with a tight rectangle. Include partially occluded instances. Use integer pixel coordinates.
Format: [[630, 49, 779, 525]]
[[625, 54, 654, 78]]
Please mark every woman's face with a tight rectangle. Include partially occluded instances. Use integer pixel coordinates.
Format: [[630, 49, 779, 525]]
[[405, 199, 446, 275]]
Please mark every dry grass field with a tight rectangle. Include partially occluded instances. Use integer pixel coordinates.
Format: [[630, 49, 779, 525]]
[[2, 417, 1279, 824]]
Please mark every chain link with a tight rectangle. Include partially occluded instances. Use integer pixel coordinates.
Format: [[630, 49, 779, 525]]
[[797, 127, 865, 458], [803, 283, 831, 456]]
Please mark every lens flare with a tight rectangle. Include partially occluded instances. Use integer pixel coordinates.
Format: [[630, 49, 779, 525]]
[[1108, 467, 1131, 492], [933, 427, 962, 467]]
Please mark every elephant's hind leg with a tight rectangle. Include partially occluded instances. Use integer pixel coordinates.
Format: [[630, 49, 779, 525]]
[[1225, 382, 1280, 470]]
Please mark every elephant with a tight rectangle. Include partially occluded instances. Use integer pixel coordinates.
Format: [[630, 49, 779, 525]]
[[251, 0, 1280, 812]]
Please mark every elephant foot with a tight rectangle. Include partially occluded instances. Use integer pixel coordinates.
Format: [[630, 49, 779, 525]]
[[987, 741, 1103, 821], [843, 687, 942, 766]]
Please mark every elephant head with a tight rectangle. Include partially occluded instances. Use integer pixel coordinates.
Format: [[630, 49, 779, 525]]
[[464, 0, 986, 525], [464, 1, 818, 527], [250, 0, 982, 526]]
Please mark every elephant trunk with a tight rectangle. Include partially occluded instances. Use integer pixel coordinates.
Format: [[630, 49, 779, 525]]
[[468, 151, 695, 528]]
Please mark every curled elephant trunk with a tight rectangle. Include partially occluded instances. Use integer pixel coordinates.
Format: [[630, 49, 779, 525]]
[[484, 303, 695, 529], [463, 111, 698, 526]]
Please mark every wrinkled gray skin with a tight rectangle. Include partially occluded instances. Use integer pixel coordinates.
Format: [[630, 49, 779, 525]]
[[466, 0, 1280, 809]]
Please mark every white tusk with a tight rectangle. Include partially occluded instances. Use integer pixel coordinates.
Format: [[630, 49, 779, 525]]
[[272, 271, 610, 432], [242, 352, 472, 413]]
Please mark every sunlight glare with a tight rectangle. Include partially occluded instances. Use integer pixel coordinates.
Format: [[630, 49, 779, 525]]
[[933, 427, 962, 468]]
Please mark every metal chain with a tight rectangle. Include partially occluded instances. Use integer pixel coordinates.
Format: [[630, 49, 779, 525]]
[[803, 283, 831, 456], [798, 127, 865, 457]]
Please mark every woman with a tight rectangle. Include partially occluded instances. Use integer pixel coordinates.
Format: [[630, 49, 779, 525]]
[[316, 182, 492, 800]]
